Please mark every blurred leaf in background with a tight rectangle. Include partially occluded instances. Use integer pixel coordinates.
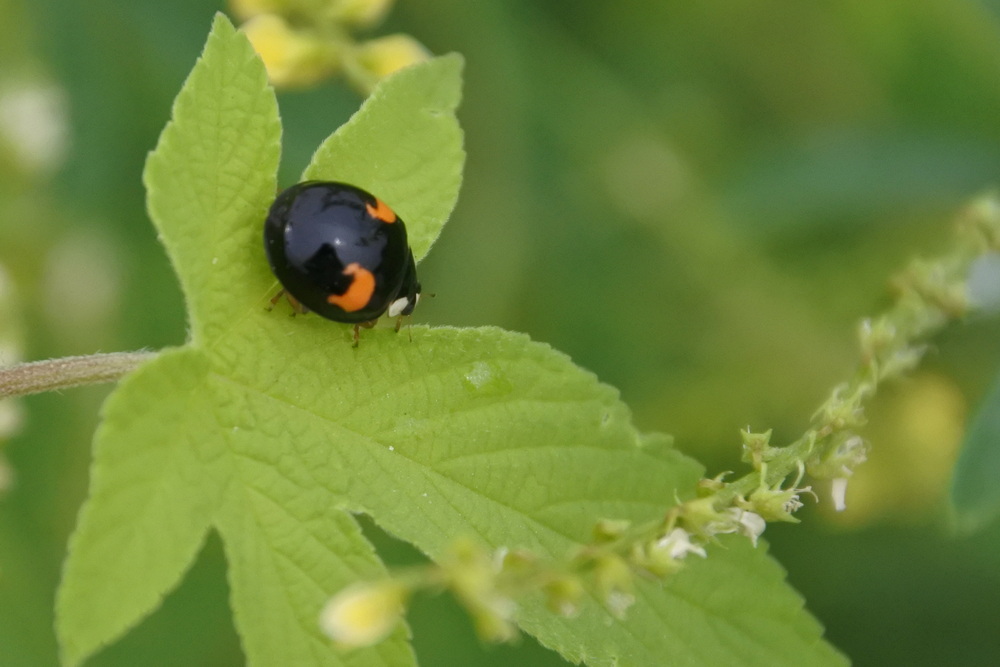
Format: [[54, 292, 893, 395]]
[[2, 0, 1000, 665], [951, 367, 1000, 531]]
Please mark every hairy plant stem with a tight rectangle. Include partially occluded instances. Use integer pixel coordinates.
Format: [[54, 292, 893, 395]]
[[0, 351, 157, 399]]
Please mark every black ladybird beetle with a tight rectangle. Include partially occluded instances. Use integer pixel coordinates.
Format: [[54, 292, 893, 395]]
[[264, 181, 421, 345]]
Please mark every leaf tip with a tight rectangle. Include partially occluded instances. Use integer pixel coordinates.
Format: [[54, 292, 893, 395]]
[[427, 52, 464, 108], [437, 51, 465, 73], [210, 10, 238, 36]]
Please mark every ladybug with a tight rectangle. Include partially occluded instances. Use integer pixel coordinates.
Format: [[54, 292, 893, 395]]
[[264, 181, 421, 345]]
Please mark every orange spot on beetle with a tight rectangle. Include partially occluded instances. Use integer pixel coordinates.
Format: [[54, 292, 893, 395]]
[[327, 263, 376, 312], [366, 198, 397, 223]]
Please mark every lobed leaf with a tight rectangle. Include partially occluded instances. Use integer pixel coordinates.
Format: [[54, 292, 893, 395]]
[[505, 536, 847, 666], [58, 16, 414, 666], [143, 13, 281, 346], [59, 12, 842, 667], [951, 367, 1000, 531], [56, 349, 220, 666], [216, 478, 414, 667], [204, 318, 843, 665], [301, 54, 465, 262]]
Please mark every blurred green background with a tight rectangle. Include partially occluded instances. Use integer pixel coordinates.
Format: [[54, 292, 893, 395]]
[[2, 0, 1000, 665]]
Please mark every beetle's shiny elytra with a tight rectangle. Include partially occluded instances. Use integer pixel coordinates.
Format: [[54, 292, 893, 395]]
[[264, 181, 421, 339]]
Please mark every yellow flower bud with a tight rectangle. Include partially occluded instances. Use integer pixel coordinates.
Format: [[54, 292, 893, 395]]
[[240, 14, 339, 88], [229, 0, 284, 21], [329, 0, 395, 27], [593, 555, 634, 619], [319, 581, 406, 649], [439, 539, 518, 642], [346, 34, 430, 91], [543, 575, 584, 617], [592, 518, 631, 543]]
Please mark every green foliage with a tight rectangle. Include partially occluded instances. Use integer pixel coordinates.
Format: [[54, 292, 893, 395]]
[[951, 369, 1000, 531], [53, 13, 845, 666], [142, 12, 282, 347], [301, 51, 463, 261]]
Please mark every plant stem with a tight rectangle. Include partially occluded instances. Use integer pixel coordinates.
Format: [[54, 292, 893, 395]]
[[719, 193, 1000, 504], [0, 351, 157, 399]]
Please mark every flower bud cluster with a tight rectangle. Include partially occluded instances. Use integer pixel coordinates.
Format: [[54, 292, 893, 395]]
[[319, 580, 407, 648], [807, 434, 869, 511], [229, 0, 430, 92], [318, 538, 522, 649], [316, 194, 1000, 652]]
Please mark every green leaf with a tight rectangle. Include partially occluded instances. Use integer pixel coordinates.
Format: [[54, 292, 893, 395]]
[[208, 321, 843, 665], [56, 14, 434, 667], [56, 13, 274, 664], [951, 368, 1000, 531], [633, 538, 846, 667], [143, 13, 281, 346], [301, 54, 464, 262], [213, 323, 702, 552], [56, 349, 220, 666], [59, 13, 840, 667], [215, 467, 414, 667], [516, 536, 847, 667]]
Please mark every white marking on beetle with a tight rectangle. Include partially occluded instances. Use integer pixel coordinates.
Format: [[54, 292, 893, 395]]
[[387, 296, 411, 317]]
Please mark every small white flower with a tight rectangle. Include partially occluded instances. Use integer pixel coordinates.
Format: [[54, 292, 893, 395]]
[[729, 509, 766, 547], [319, 581, 405, 649], [704, 507, 742, 536], [781, 494, 811, 514], [831, 477, 849, 512], [837, 436, 868, 468], [782, 489, 809, 515], [656, 528, 707, 560]]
